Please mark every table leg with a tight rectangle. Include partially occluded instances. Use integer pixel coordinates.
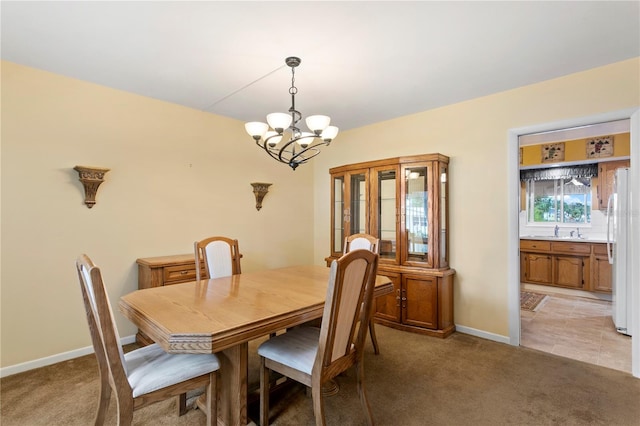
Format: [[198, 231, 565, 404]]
[[217, 343, 248, 426]]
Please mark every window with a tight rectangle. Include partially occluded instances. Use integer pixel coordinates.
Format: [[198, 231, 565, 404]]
[[526, 177, 591, 224]]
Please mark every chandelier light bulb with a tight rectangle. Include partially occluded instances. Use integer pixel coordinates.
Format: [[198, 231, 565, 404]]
[[305, 115, 331, 134], [321, 125, 339, 142], [245, 122, 268, 140], [265, 131, 282, 148], [266, 113, 292, 133], [297, 132, 315, 149]]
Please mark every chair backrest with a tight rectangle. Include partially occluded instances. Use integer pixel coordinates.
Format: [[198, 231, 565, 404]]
[[313, 249, 379, 378], [76, 254, 131, 395], [194, 236, 241, 281], [344, 233, 380, 254]]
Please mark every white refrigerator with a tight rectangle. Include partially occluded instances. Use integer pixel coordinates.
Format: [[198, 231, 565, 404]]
[[607, 167, 632, 336]]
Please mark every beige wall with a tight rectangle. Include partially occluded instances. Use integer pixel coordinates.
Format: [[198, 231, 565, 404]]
[[1, 61, 315, 367], [313, 58, 640, 337], [2, 58, 639, 370]]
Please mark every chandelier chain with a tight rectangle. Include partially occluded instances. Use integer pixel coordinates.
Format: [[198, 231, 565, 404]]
[[289, 66, 297, 95]]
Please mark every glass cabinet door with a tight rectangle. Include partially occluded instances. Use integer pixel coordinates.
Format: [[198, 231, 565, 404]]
[[331, 174, 345, 255], [370, 166, 399, 263], [349, 172, 368, 236], [330, 169, 369, 257], [439, 162, 449, 268], [401, 163, 432, 267]]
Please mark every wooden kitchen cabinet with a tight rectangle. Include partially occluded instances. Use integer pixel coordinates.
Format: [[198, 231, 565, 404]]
[[554, 255, 586, 289], [327, 154, 455, 338], [522, 253, 552, 284], [592, 243, 613, 293], [520, 240, 607, 294], [597, 159, 630, 210]]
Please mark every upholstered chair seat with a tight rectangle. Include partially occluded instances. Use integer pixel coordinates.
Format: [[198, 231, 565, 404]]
[[125, 344, 220, 398]]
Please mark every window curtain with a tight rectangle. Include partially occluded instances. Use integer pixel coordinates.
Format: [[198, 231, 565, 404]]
[[519, 164, 598, 181]]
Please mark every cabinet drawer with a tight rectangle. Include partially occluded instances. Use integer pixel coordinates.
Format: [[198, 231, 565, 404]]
[[520, 240, 550, 251], [593, 243, 608, 256], [551, 242, 590, 255], [163, 265, 198, 284]]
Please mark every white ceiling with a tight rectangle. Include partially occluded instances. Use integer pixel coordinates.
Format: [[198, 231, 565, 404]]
[[2, 1, 639, 131]]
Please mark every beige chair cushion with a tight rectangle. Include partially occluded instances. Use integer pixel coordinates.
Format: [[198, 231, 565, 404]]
[[125, 343, 220, 398], [205, 240, 233, 278], [349, 238, 374, 251], [257, 327, 320, 376]]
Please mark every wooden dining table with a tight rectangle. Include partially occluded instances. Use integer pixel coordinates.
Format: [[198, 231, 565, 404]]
[[119, 264, 393, 426]]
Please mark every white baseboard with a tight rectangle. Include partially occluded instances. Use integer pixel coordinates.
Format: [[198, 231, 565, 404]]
[[455, 324, 511, 345], [0, 335, 136, 378], [2, 328, 513, 378]]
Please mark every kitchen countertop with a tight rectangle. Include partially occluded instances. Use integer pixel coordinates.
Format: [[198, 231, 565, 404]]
[[520, 235, 607, 244]]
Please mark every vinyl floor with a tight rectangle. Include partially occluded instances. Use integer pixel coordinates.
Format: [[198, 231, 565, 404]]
[[521, 291, 632, 374]]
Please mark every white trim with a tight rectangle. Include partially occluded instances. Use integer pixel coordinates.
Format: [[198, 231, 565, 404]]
[[0, 335, 136, 378], [455, 324, 510, 345], [508, 127, 521, 346], [630, 110, 640, 378], [518, 118, 630, 146], [507, 107, 639, 374]]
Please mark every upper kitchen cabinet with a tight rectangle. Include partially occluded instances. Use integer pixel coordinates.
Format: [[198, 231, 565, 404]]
[[327, 154, 454, 338], [596, 159, 630, 210]]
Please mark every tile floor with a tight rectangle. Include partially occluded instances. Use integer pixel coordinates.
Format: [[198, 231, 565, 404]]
[[520, 290, 632, 374]]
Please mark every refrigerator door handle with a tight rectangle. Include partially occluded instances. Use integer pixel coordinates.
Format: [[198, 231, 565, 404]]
[[606, 193, 614, 265]]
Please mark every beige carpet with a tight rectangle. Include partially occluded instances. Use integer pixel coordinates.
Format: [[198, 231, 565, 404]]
[[2, 326, 640, 425]]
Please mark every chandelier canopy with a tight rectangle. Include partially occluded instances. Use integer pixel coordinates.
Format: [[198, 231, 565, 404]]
[[245, 57, 338, 170]]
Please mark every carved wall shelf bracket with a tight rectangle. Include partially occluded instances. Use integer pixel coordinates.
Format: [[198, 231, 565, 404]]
[[74, 165, 110, 208], [250, 182, 272, 211]]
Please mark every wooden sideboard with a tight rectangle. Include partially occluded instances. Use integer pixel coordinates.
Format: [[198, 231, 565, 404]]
[[135, 254, 206, 344]]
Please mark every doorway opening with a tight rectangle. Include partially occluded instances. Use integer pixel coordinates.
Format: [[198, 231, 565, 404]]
[[507, 109, 638, 376]]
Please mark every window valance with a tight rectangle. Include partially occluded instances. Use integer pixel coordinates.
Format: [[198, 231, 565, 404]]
[[519, 164, 598, 181]]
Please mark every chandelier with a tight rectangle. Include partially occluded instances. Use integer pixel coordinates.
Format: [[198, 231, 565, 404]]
[[244, 57, 338, 170]]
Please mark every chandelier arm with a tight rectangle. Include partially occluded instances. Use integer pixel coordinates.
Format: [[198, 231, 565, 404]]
[[256, 139, 288, 164], [289, 146, 322, 165], [277, 138, 299, 164], [283, 137, 327, 163]]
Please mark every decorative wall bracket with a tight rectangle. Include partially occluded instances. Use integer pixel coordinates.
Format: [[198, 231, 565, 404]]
[[250, 182, 272, 211], [74, 165, 110, 208]]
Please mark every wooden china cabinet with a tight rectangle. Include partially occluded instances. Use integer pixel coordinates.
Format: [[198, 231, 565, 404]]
[[325, 153, 455, 338]]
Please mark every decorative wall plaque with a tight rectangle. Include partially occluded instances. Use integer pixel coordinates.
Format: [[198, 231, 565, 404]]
[[541, 142, 565, 163], [250, 182, 272, 211], [586, 135, 614, 158], [74, 165, 110, 208]]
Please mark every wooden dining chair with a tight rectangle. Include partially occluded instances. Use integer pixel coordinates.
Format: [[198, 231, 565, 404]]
[[344, 233, 379, 254], [344, 233, 382, 355], [76, 254, 219, 426], [258, 249, 380, 426], [194, 236, 241, 281]]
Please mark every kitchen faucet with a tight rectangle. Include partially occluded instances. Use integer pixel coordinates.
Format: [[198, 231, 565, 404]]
[[576, 227, 582, 238], [554, 225, 559, 237]]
